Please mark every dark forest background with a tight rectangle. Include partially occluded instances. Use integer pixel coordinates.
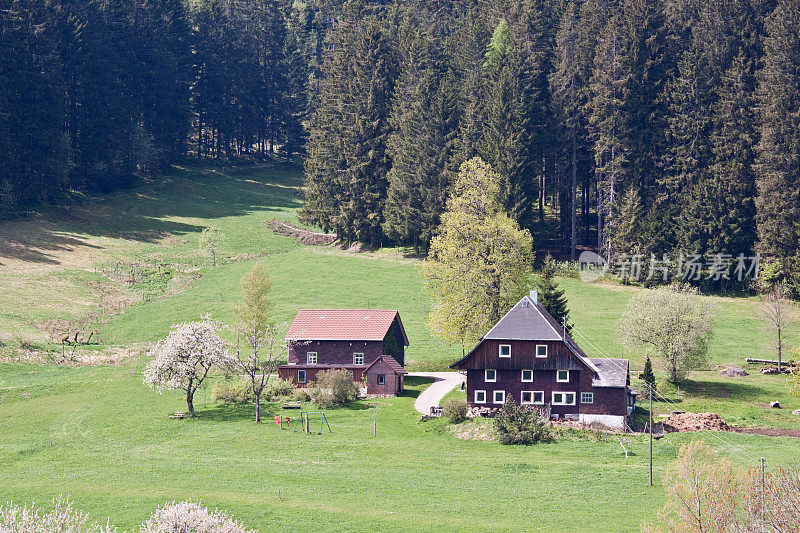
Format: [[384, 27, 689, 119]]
[[2, 0, 799, 288]]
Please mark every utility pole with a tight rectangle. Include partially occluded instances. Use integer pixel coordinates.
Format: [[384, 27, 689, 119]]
[[649, 383, 653, 487], [761, 457, 766, 525]]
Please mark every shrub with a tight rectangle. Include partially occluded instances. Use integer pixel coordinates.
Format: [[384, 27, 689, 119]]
[[141, 500, 254, 533], [494, 396, 552, 445], [443, 398, 468, 422], [291, 387, 311, 402], [264, 377, 294, 398], [0, 495, 114, 533], [211, 377, 253, 403], [309, 369, 359, 407]]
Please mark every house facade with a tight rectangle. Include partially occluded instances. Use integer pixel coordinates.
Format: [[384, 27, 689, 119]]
[[451, 291, 635, 429], [278, 309, 409, 396]]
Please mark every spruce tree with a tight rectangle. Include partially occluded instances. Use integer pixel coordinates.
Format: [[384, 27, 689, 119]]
[[706, 51, 758, 260], [301, 1, 395, 246], [537, 255, 571, 332], [641, 356, 656, 395], [588, 13, 630, 261], [755, 0, 800, 277], [663, 45, 714, 256]]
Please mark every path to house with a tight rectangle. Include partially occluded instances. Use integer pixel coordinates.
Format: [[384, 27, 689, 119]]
[[408, 372, 466, 415]]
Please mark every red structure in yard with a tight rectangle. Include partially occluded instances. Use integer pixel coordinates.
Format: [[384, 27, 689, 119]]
[[451, 290, 636, 428], [278, 309, 409, 396]]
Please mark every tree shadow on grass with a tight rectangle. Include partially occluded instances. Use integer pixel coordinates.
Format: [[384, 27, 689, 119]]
[[680, 378, 765, 402], [0, 161, 303, 265], [400, 376, 434, 400], [194, 401, 280, 423]]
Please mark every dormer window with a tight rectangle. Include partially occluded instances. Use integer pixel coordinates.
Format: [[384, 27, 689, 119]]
[[499, 344, 511, 358], [536, 345, 547, 358]]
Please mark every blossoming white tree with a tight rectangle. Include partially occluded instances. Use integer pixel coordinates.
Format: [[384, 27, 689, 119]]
[[141, 501, 253, 533], [143, 319, 231, 417]]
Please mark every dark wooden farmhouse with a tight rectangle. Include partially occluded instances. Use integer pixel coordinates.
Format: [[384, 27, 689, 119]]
[[451, 291, 636, 428], [278, 309, 409, 396]]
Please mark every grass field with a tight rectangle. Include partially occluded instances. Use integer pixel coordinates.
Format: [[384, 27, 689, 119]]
[[1, 161, 799, 531]]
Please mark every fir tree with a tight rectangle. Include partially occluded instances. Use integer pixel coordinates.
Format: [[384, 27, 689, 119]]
[[641, 356, 656, 386], [536, 255, 571, 332], [755, 0, 800, 278]]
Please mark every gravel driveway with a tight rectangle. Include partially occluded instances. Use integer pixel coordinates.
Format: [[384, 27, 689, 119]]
[[408, 372, 466, 415]]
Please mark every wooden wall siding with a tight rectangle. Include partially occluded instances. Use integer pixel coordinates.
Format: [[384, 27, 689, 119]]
[[579, 370, 628, 416], [465, 369, 627, 416], [364, 358, 401, 395], [457, 339, 585, 371], [288, 340, 384, 366], [278, 367, 364, 387]]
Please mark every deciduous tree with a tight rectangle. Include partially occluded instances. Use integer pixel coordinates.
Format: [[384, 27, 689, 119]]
[[618, 285, 713, 383], [422, 157, 533, 353], [143, 319, 231, 417], [758, 284, 796, 373], [228, 264, 287, 423]]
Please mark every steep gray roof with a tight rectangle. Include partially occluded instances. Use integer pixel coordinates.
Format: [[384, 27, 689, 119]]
[[483, 295, 564, 341], [589, 358, 629, 388], [467, 294, 600, 374]]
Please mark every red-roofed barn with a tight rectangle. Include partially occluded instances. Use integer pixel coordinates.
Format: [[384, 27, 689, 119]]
[[278, 309, 409, 395]]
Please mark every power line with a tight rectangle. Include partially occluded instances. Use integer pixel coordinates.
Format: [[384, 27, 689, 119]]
[[567, 321, 765, 465]]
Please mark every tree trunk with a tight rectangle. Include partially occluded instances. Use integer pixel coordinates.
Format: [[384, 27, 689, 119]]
[[254, 395, 261, 423], [186, 385, 195, 418], [570, 126, 577, 261]]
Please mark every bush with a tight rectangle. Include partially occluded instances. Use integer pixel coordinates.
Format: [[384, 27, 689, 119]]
[[443, 398, 468, 422], [211, 377, 253, 403], [141, 500, 254, 533], [291, 387, 311, 402], [494, 396, 552, 445], [264, 377, 294, 399], [308, 369, 359, 408]]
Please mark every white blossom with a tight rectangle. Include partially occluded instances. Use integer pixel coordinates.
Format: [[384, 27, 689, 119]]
[[0, 495, 116, 533], [143, 318, 232, 416], [140, 501, 254, 533]]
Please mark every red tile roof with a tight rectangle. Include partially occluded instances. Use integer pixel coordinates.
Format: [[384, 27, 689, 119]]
[[285, 309, 408, 344]]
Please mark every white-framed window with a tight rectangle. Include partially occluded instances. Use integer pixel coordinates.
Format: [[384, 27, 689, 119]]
[[377, 374, 385, 385], [557, 370, 570, 382], [493, 390, 506, 404], [485, 369, 497, 382], [520, 391, 544, 405], [297, 370, 306, 384], [536, 344, 548, 358], [499, 344, 511, 358], [353, 353, 364, 365], [581, 392, 594, 404], [307, 352, 317, 364], [521, 369, 533, 382], [474, 390, 487, 404], [552, 391, 576, 405]]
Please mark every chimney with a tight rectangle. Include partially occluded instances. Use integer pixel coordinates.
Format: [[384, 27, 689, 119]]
[[529, 289, 538, 303]]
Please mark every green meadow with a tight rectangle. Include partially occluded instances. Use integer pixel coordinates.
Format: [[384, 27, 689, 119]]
[[1, 162, 799, 531]]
